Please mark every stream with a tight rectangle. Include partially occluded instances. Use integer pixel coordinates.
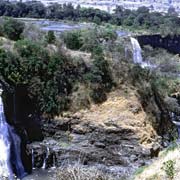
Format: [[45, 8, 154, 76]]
[[23, 169, 56, 180]]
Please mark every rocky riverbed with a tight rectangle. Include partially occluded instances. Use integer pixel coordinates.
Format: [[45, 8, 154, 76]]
[[26, 89, 169, 179]]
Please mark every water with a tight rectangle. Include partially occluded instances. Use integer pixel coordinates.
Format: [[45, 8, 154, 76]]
[[32, 149, 35, 170], [170, 112, 180, 139], [23, 169, 55, 180], [52, 154, 56, 169], [130, 37, 143, 64], [0, 91, 26, 179], [42, 147, 50, 169], [41, 24, 85, 32], [130, 37, 157, 69], [21, 19, 90, 33], [116, 30, 128, 37]]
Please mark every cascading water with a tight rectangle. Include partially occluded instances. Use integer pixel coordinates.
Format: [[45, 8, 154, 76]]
[[32, 149, 35, 170], [0, 89, 26, 179], [42, 147, 50, 169], [130, 37, 143, 64], [130, 37, 157, 68], [170, 112, 180, 139], [52, 154, 56, 169]]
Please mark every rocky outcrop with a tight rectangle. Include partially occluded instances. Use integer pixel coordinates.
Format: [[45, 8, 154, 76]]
[[23, 81, 177, 178], [2, 85, 44, 174], [137, 35, 180, 54], [28, 118, 153, 177]]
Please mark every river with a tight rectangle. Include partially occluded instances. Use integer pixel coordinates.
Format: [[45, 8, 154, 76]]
[[19, 18, 128, 36]]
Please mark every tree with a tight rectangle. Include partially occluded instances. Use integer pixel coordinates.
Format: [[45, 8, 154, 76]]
[[62, 30, 83, 50], [45, 31, 56, 44], [2, 18, 25, 41]]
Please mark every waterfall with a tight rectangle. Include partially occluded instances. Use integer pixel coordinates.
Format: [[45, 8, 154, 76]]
[[52, 154, 56, 169], [32, 149, 35, 170], [42, 147, 50, 169], [0, 89, 26, 179], [130, 37, 143, 64], [130, 37, 157, 69], [170, 112, 180, 139], [172, 121, 180, 139]]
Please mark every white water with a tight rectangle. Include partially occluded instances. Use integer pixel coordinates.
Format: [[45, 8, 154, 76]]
[[130, 37, 143, 64], [0, 96, 13, 179], [52, 154, 56, 169], [130, 37, 157, 69], [0, 90, 26, 179], [170, 112, 180, 139], [32, 149, 35, 170], [42, 147, 50, 169]]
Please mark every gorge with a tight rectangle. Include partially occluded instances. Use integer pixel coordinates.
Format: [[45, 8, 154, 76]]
[[0, 89, 27, 179], [0, 13, 180, 179]]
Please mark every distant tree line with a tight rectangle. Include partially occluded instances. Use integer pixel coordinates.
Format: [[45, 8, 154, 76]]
[[0, 0, 180, 34]]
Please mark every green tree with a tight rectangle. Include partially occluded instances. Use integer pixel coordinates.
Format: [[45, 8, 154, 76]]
[[2, 18, 25, 40], [45, 30, 56, 44], [62, 30, 83, 50]]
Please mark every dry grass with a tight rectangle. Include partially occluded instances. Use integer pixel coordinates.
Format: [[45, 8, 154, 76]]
[[65, 48, 92, 65], [56, 164, 121, 180], [71, 88, 157, 147], [134, 144, 180, 180], [0, 37, 15, 52]]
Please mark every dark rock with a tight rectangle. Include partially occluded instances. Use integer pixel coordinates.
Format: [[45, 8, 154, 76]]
[[94, 142, 106, 148], [150, 143, 161, 158], [27, 118, 154, 178]]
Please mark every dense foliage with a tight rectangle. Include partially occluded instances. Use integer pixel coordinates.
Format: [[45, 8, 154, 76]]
[[0, 0, 180, 34], [0, 39, 78, 116], [0, 20, 114, 116], [0, 17, 25, 40]]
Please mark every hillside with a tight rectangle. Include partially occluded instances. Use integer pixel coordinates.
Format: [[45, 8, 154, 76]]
[[0, 16, 180, 180], [135, 143, 180, 180]]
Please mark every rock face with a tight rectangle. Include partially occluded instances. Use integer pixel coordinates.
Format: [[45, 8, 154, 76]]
[[28, 119, 152, 177], [2, 85, 44, 174], [137, 35, 180, 54], [26, 90, 176, 179], [27, 89, 170, 177]]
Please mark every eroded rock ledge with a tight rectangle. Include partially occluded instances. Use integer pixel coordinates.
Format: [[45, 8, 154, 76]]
[[27, 89, 167, 178]]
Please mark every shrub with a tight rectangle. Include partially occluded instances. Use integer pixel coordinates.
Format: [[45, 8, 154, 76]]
[[90, 84, 107, 103], [2, 18, 25, 41], [45, 30, 56, 44], [0, 39, 77, 116], [62, 30, 83, 50], [56, 164, 120, 180], [162, 160, 175, 179]]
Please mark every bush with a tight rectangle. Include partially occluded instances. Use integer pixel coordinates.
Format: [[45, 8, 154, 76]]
[[162, 160, 175, 179], [90, 84, 107, 103], [56, 164, 119, 180], [0, 39, 77, 116], [2, 18, 25, 41], [62, 30, 83, 50], [45, 30, 56, 44]]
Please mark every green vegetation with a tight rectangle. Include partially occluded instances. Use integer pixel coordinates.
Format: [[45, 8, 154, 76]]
[[162, 160, 175, 179], [62, 26, 117, 52], [134, 165, 148, 176], [62, 30, 83, 50], [45, 30, 56, 44], [0, 19, 116, 116], [56, 165, 122, 180], [160, 143, 178, 157], [0, 17, 25, 40], [0, 1, 180, 35]]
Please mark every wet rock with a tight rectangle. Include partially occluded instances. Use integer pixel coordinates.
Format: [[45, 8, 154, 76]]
[[94, 142, 106, 148], [150, 143, 161, 158], [28, 119, 153, 178]]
